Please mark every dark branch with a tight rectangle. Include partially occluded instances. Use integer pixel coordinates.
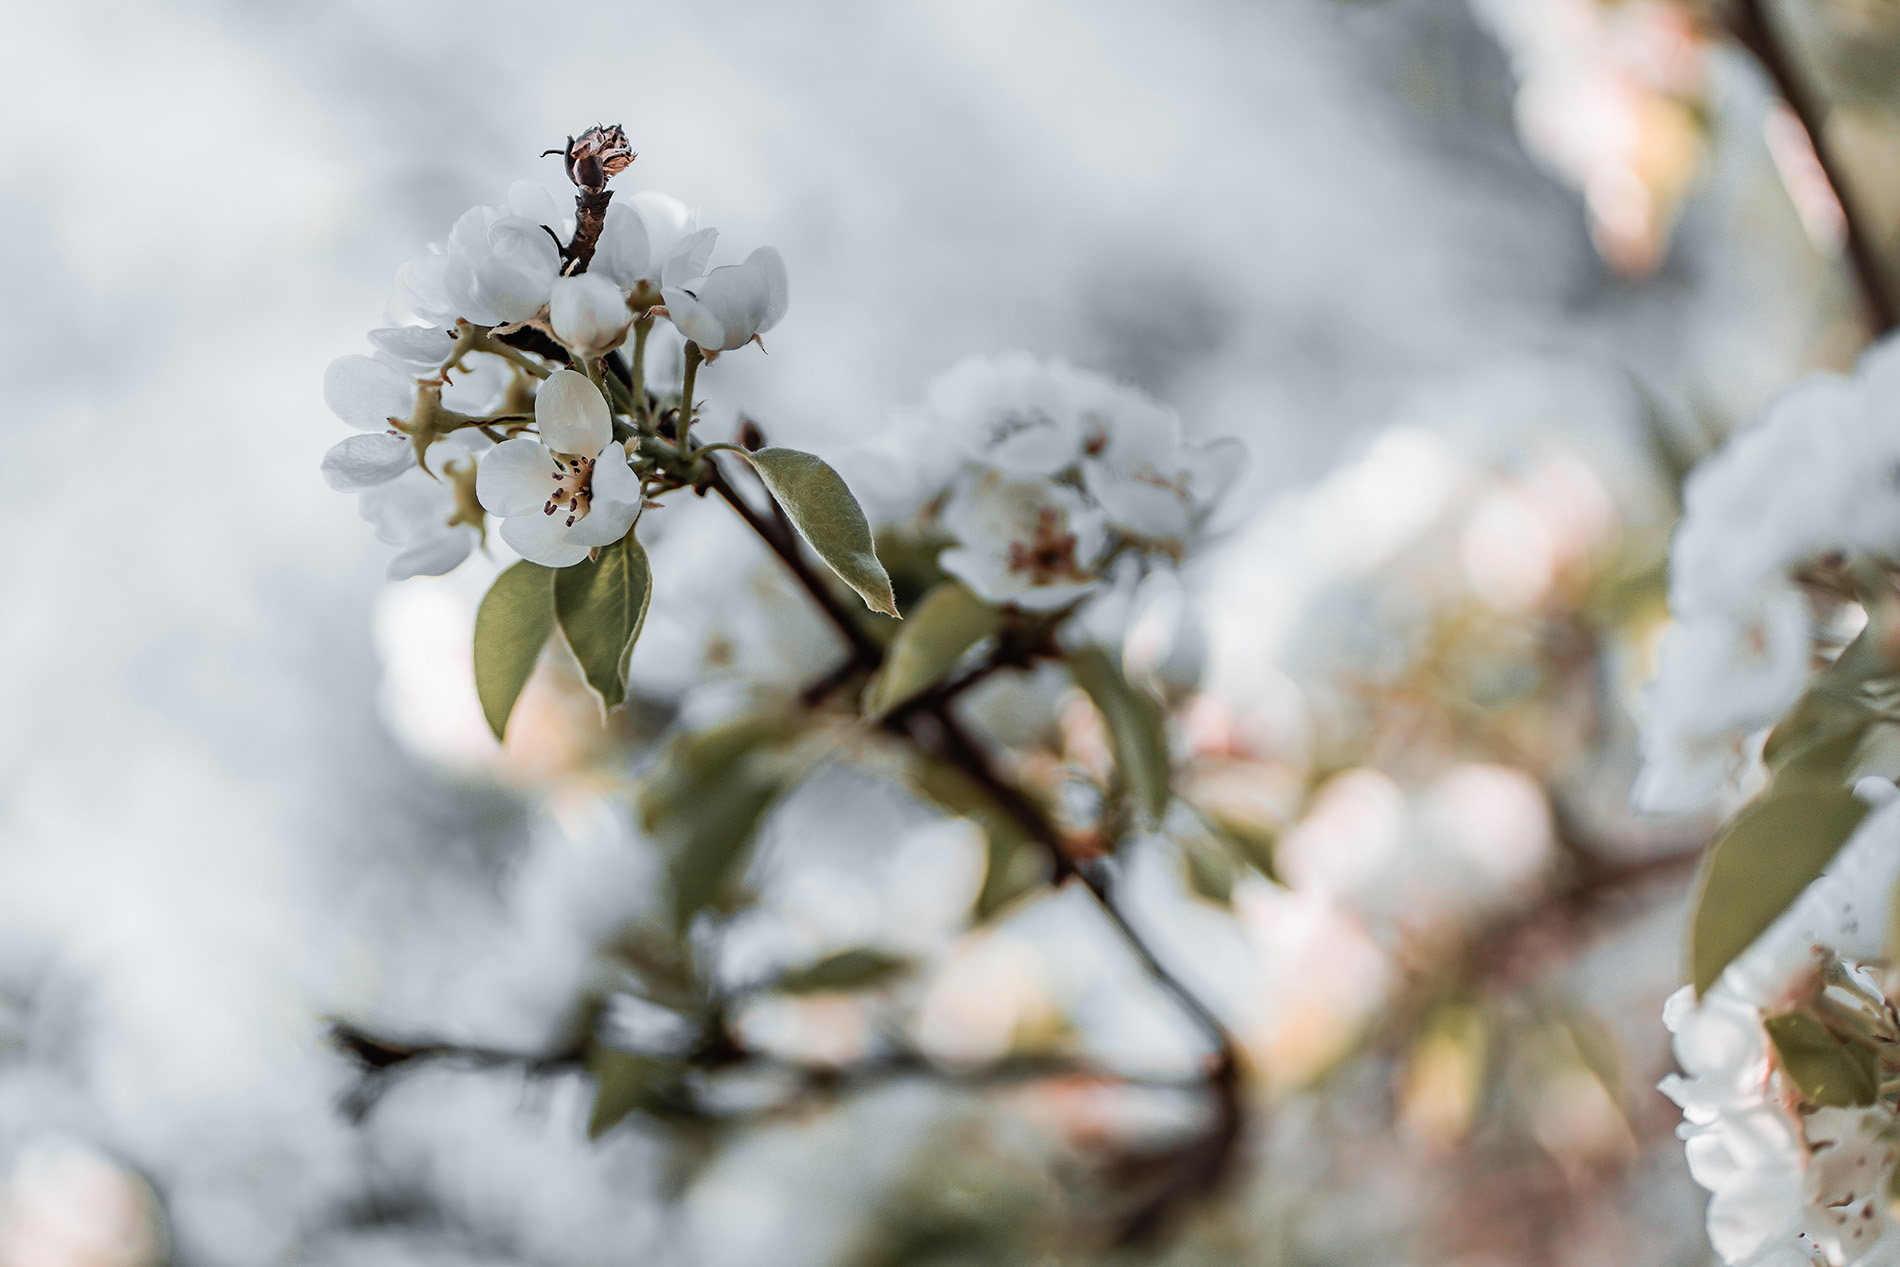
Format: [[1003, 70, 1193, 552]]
[[1728, 0, 1898, 335]]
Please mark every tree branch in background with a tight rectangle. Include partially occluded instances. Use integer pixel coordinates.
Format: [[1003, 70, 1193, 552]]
[[1728, 0, 1899, 335]]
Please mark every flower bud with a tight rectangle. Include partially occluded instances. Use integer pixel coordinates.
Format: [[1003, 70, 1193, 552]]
[[550, 274, 633, 355], [558, 124, 635, 193]]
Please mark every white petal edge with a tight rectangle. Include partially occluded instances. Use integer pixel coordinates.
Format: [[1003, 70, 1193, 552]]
[[536, 369, 613, 455], [322, 432, 415, 491], [476, 437, 557, 517]]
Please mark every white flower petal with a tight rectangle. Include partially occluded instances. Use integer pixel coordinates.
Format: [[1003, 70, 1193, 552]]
[[360, 474, 452, 545], [501, 508, 592, 568], [550, 274, 632, 354], [592, 200, 652, 289], [661, 227, 718, 289], [661, 287, 725, 350], [367, 326, 455, 372], [443, 255, 503, 327], [476, 436, 558, 517], [324, 355, 415, 431], [383, 254, 455, 327], [566, 443, 642, 548], [321, 432, 415, 490], [388, 527, 476, 580], [747, 245, 789, 335], [536, 370, 612, 456], [630, 190, 695, 266]]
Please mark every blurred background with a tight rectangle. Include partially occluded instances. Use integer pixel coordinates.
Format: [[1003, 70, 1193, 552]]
[[2, 0, 1896, 1263]]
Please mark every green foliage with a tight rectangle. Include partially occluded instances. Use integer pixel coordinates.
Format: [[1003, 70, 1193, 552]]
[[907, 759, 1048, 921], [1689, 786, 1870, 996], [585, 1044, 706, 1137], [1763, 1012, 1878, 1107], [472, 559, 556, 741], [554, 535, 652, 712], [863, 581, 1000, 717], [771, 947, 912, 994], [1067, 645, 1172, 829], [1199, 810, 1281, 886], [744, 447, 900, 618], [639, 716, 795, 930], [1176, 825, 1239, 906]]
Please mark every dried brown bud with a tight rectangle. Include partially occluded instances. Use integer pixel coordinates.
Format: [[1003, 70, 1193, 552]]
[[551, 125, 636, 193], [738, 418, 766, 451]]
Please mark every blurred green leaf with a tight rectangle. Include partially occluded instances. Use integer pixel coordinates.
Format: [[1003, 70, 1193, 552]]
[[772, 948, 911, 994], [555, 535, 652, 712], [1772, 726, 1871, 790], [1200, 810, 1281, 885], [473, 559, 556, 741], [640, 717, 794, 930], [1067, 645, 1172, 828], [864, 581, 999, 717], [585, 1044, 707, 1136], [908, 759, 1048, 921], [1177, 827, 1239, 906], [1764, 1012, 1878, 1107], [1691, 787, 1870, 995], [745, 447, 899, 617]]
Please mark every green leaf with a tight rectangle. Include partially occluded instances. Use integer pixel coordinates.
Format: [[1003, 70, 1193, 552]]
[[639, 717, 794, 930], [473, 559, 556, 741], [554, 535, 652, 712], [745, 447, 899, 617], [907, 759, 1049, 921], [863, 581, 1000, 717], [1771, 726, 1870, 791], [1690, 787, 1871, 995], [586, 1046, 667, 1138], [1763, 1012, 1878, 1107], [1200, 810, 1281, 885], [1067, 645, 1172, 828], [772, 948, 911, 994], [1176, 827, 1239, 906]]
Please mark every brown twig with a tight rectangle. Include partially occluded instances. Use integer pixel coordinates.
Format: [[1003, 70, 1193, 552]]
[[1727, 0, 1898, 335]]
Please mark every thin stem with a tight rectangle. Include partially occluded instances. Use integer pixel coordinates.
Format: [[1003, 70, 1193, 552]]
[[705, 457, 883, 666], [1729, 0, 1898, 335], [478, 331, 556, 379], [629, 316, 653, 426], [677, 342, 703, 460]]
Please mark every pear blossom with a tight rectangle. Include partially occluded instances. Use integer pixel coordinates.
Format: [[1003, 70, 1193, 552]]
[[475, 370, 642, 567], [591, 191, 713, 290], [1082, 407, 1246, 548], [663, 246, 789, 352], [359, 465, 481, 581], [1637, 335, 1900, 813], [938, 471, 1107, 611], [382, 182, 567, 329], [549, 273, 632, 355]]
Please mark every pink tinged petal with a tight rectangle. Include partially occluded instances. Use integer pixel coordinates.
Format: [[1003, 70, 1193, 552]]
[[507, 180, 563, 231], [660, 227, 719, 288], [549, 274, 632, 353], [476, 437, 559, 517], [592, 200, 652, 289], [536, 370, 612, 455], [367, 326, 455, 372], [388, 526, 476, 580], [662, 287, 725, 349], [322, 432, 415, 490], [501, 509, 592, 568], [325, 355, 415, 431]]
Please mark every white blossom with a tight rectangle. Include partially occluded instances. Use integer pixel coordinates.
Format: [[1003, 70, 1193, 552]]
[[475, 370, 642, 568], [359, 465, 480, 581], [591, 191, 714, 291], [1637, 335, 1900, 813], [1082, 407, 1245, 547], [549, 274, 632, 355], [938, 471, 1107, 611], [366, 325, 456, 374], [663, 246, 789, 351], [382, 183, 567, 329], [323, 354, 414, 432]]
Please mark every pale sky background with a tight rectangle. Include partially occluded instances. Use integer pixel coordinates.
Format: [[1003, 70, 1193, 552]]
[[0, 1, 1837, 1263]]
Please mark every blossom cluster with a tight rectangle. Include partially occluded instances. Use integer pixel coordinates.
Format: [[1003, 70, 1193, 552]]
[[1636, 337, 1900, 813], [320, 130, 788, 578], [860, 353, 1245, 612]]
